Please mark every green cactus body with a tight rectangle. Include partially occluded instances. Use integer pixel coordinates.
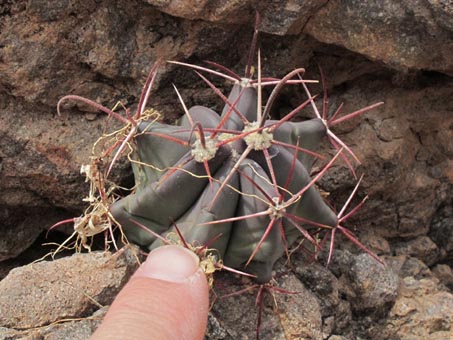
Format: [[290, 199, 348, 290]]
[[110, 80, 342, 283]]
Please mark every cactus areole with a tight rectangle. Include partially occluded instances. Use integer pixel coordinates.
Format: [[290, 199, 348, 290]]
[[110, 76, 344, 283]]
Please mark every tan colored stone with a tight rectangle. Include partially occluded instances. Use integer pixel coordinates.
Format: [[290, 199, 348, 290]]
[[384, 277, 453, 339], [0, 246, 139, 329]]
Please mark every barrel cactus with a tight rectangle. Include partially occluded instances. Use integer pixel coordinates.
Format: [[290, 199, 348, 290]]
[[99, 55, 382, 283], [56, 25, 383, 284]]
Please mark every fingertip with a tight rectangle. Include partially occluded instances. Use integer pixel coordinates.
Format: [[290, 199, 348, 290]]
[[91, 245, 209, 340], [135, 245, 200, 283]]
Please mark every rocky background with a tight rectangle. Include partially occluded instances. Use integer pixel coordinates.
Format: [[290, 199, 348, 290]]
[[1, 0, 452, 339]]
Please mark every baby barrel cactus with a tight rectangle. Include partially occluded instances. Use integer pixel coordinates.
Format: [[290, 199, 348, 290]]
[[105, 57, 382, 282], [55, 24, 383, 285]]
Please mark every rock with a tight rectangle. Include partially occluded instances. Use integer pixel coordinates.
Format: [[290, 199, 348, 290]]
[[274, 273, 323, 340], [293, 261, 340, 316], [382, 276, 453, 340], [381, 255, 408, 278], [332, 299, 352, 335], [399, 256, 432, 279], [0, 218, 43, 262], [429, 192, 453, 260], [0, 94, 128, 260], [328, 336, 349, 340], [384, 255, 436, 280], [326, 78, 453, 241], [394, 236, 440, 266], [144, 0, 253, 23], [344, 253, 399, 313], [432, 264, 453, 290], [0, 246, 139, 329], [359, 231, 391, 255], [305, 0, 453, 75], [292, 260, 358, 338], [209, 273, 285, 339], [209, 270, 323, 339], [205, 312, 234, 340], [0, 307, 107, 340], [257, 0, 329, 35], [144, 0, 329, 35], [0, 232, 71, 280]]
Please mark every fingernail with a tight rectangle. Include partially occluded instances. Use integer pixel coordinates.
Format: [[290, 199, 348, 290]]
[[136, 245, 200, 283]]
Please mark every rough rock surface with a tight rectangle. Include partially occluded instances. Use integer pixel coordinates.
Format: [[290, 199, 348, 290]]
[[321, 78, 453, 242], [207, 267, 324, 340], [1, 0, 452, 339], [0, 246, 139, 330], [0, 307, 107, 340], [432, 264, 453, 290], [145, 0, 330, 35], [305, 0, 453, 75], [394, 235, 440, 266], [383, 276, 453, 340], [429, 195, 453, 260], [345, 253, 399, 313]]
